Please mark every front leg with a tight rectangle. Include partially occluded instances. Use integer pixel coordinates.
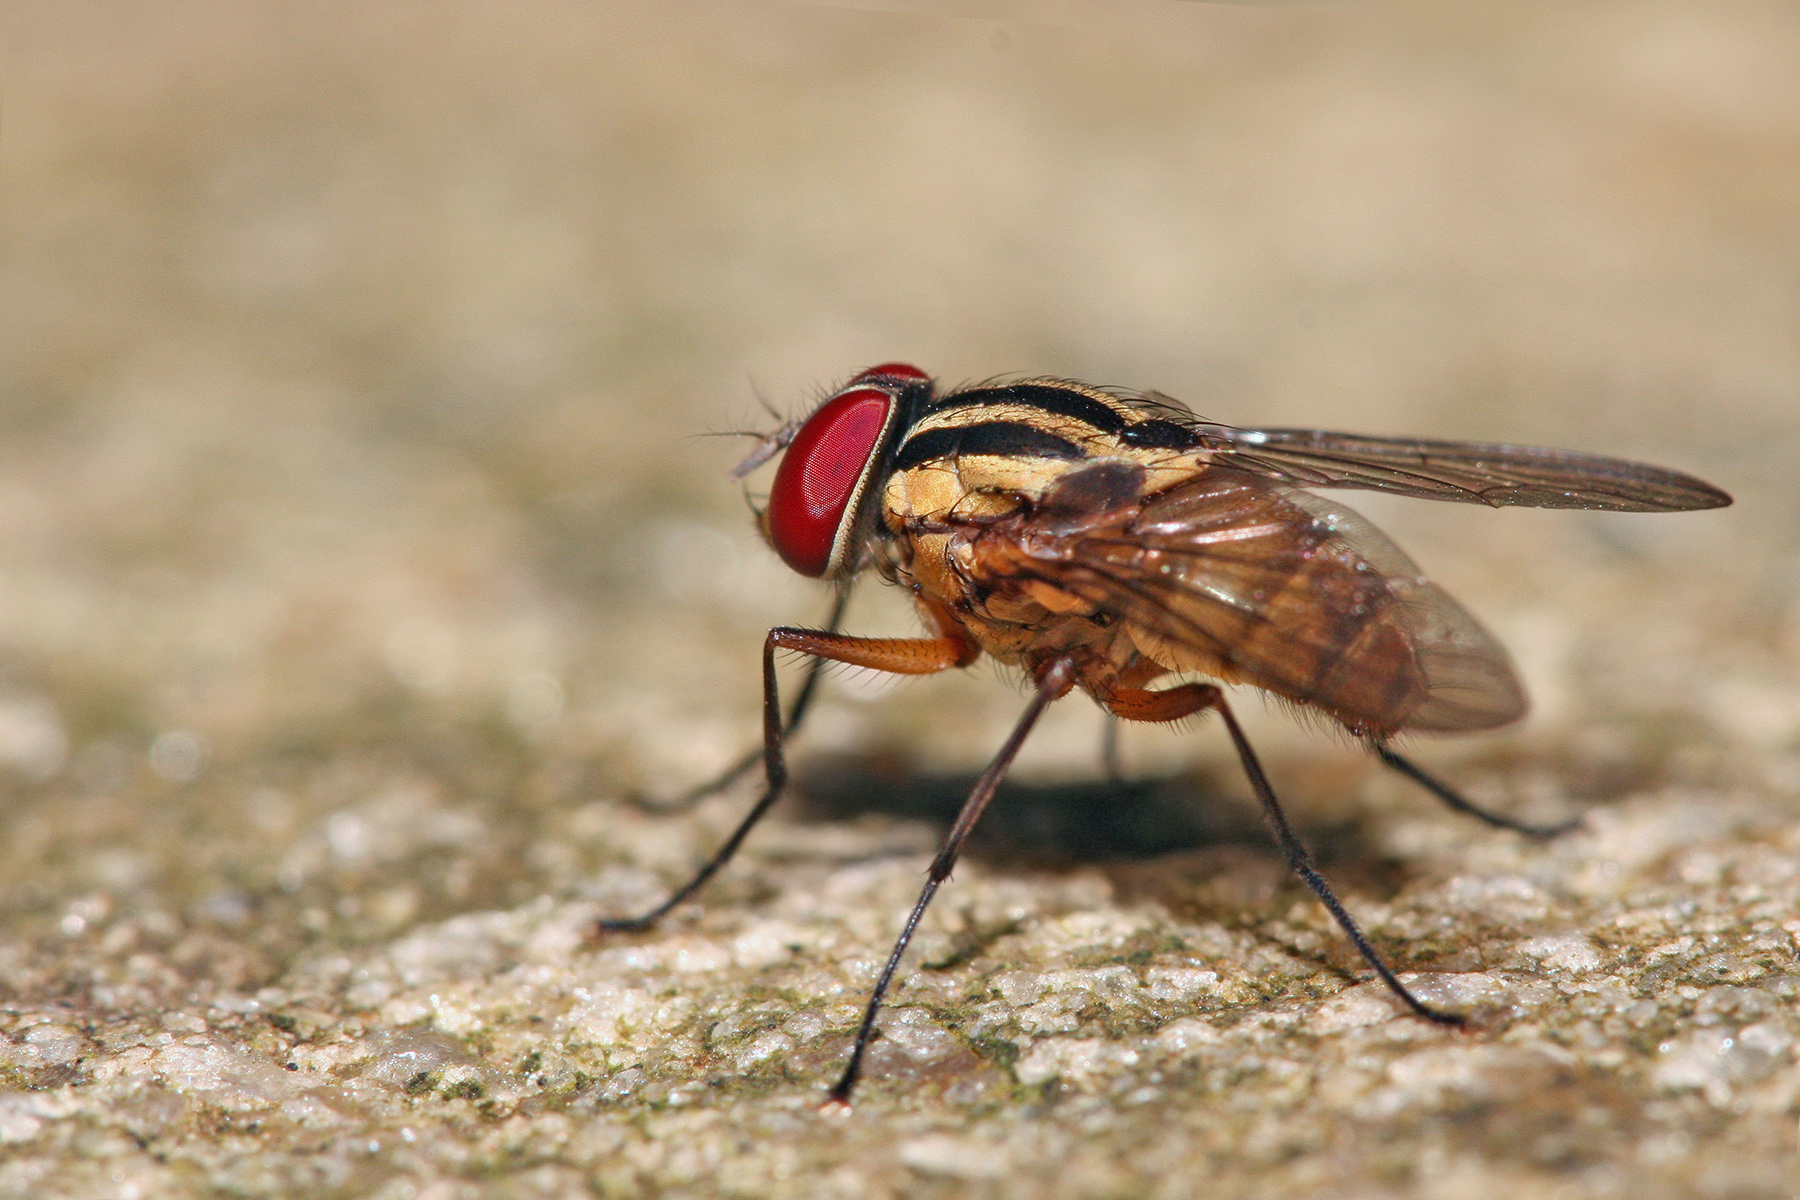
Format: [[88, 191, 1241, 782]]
[[596, 626, 979, 934], [636, 588, 854, 814]]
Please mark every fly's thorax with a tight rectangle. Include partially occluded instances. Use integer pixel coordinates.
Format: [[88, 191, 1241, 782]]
[[879, 378, 1217, 523], [878, 455, 1105, 618], [882, 458, 1048, 529], [882, 450, 1205, 533]]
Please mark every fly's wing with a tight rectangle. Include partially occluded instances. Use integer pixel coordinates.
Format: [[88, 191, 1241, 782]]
[[995, 462, 1524, 738], [1130, 393, 1732, 513]]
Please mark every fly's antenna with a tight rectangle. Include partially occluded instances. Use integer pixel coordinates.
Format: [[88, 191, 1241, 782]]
[[727, 378, 802, 480], [729, 421, 800, 480]]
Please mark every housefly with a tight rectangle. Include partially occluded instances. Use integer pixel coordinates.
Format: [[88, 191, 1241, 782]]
[[601, 364, 1731, 1105]]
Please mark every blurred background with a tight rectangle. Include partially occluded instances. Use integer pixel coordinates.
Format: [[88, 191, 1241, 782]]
[[0, 0, 1794, 978]]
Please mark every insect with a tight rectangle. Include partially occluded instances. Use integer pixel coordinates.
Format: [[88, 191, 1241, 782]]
[[601, 363, 1731, 1105]]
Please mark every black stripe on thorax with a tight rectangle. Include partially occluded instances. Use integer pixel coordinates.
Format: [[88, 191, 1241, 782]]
[[925, 384, 1129, 435], [1118, 417, 1202, 450], [892, 421, 1089, 471]]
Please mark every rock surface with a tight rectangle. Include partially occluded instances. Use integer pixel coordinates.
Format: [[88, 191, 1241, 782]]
[[1, 3, 1795, 1197]]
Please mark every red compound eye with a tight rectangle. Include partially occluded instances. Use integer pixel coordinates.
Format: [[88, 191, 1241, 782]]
[[766, 387, 894, 577], [851, 363, 929, 384]]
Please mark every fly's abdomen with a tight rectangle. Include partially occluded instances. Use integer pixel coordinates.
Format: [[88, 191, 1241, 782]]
[[1232, 542, 1432, 737]]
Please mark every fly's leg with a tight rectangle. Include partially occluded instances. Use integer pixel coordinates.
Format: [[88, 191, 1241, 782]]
[[1099, 714, 1124, 785], [1374, 744, 1579, 839], [1106, 683, 1464, 1026], [635, 589, 854, 814], [597, 623, 977, 935], [826, 657, 1077, 1108]]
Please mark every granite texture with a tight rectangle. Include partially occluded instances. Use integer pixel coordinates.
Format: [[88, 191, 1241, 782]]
[[1, 2, 1796, 1197]]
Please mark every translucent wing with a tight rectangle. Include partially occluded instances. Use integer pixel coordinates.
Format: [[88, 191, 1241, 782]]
[[1131, 393, 1732, 513], [983, 462, 1525, 738]]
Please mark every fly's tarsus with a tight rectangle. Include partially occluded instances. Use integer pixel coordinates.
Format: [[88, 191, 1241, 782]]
[[1375, 744, 1582, 839]]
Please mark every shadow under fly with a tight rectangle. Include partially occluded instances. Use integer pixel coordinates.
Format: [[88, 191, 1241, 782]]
[[790, 750, 1271, 866]]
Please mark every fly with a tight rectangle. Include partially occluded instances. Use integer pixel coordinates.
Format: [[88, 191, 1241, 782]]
[[601, 364, 1732, 1106]]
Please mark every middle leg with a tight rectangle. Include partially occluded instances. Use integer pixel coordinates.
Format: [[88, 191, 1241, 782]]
[[826, 657, 1078, 1106]]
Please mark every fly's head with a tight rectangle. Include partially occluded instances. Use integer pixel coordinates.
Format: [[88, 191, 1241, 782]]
[[734, 364, 932, 580]]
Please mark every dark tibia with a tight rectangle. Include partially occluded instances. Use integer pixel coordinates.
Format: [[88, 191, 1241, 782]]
[[826, 658, 1077, 1107], [1206, 694, 1463, 1026], [597, 629, 797, 933], [635, 588, 851, 814], [1375, 745, 1579, 839]]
